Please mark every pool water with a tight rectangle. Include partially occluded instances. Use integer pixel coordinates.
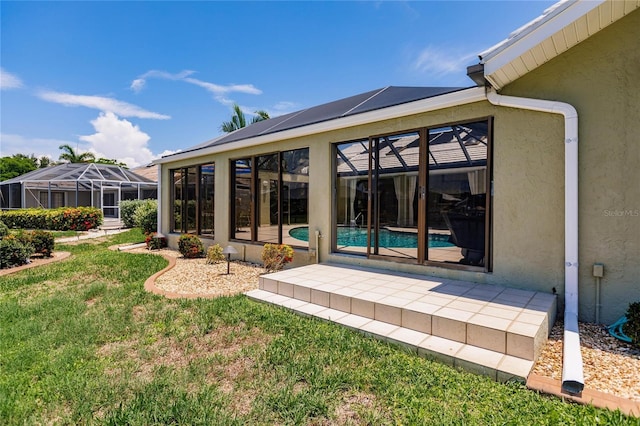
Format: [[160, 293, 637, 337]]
[[289, 226, 454, 248]]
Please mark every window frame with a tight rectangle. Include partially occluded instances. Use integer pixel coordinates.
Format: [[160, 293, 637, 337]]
[[332, 117, 493, 272], [169, 162, 215, 237], [229, 148, 309, 248]]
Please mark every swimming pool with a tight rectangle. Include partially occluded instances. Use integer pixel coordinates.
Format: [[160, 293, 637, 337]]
[[289, 226, 454, 248]]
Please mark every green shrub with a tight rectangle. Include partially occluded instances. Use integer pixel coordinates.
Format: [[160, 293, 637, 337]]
[[206, 244, 225, 264], [0, 207, 102, 231], [133, 200, 157, 234], [13, 230, 55, 258], [120, 200, 149, 228], [0, 220, 8, 238], [0, 236, 34, 269], [145, 232, 167, 250], [261, 243, 294, 272], [623, 301, 640, 348], [178, 234, 204, 258]]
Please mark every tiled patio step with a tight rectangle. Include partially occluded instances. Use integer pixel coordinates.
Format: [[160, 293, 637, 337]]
[[257, 265, 556, 362], [246, 289, 534, 382]]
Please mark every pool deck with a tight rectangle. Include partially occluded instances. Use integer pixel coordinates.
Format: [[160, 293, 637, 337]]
[[247, 263, 557, 383]]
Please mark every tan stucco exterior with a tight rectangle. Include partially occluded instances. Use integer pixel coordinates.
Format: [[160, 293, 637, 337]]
[[500, 9, 640, 324], [159, 9, 638, 324]]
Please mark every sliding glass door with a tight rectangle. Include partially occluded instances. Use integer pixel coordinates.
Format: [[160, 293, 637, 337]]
[[335, 118, 491, 270], [368, 132, 420, 260]]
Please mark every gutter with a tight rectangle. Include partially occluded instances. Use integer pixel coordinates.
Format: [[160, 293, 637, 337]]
[[486, 89, 584, 394]]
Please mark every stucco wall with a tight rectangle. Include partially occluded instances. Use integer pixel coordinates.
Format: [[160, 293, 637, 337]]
[[501, 9, 640, 323], [159, 99, 568, 302]]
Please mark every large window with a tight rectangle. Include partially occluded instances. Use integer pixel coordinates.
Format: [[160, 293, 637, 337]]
[[231, 159, 252, 241], [257, 154, 279, 243], [231, 148, 309, 247], [426, 122, 489, 267], [170, 163, 215, 236], [333, 119, 491, 270], [335, 139, 371, 253], [38, 191, 64, 208]]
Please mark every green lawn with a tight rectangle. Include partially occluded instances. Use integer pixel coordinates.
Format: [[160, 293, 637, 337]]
[[0, 229, 635, 425]]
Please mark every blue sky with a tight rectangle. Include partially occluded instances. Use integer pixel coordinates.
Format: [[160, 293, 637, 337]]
[[1, 1, 556, 168]]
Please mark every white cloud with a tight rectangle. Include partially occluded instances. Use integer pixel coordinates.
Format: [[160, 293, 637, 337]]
[[0, 133, 75, 160], [130, 69, 262, 104], [155, 149, 181, 159], [2, 123, 179, 169], [77, 112, 180, 168], [182, 77, 262, 96], [412, 45, 478, 79], [130, 78, 146, 93], [130, 70, 196, 93], [37, 90, 171, 120], [79, 112, 160, 168], [0, 68, 24, 90]]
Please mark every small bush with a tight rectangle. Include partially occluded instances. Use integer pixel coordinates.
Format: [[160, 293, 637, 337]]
[[145, 232, 167, 250], [23, 230, 55, 257], [120, 200, 149, 228], [133, 200, 158, 234], [206, 244, 226, 264], [178, 234, 204, 258], [0, 220, 8, 238], [623, 301, 640, 348], [0, 236, 34, 269], [261, 243, 294, 272]]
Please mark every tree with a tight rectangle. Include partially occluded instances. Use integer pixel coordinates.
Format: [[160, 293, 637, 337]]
[[38, 156, 51, 168], [0, 154, 38, 181], [220, 104, 270, 133], [58, 144, 96, 163], [95, 158, 128, 168], [252, 110, 270, 124]]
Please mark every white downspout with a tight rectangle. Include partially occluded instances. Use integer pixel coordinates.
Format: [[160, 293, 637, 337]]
[[486, 89, 584, 394]]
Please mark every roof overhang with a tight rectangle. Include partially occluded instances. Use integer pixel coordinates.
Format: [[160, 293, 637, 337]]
[[154, 86, 487, 165], [480, 0, 640, 90]]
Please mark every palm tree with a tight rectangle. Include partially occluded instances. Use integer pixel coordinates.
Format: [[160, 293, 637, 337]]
[[58, 144, 96, 163], [252, 110, 269, 124], [220, 104, 270, 133]]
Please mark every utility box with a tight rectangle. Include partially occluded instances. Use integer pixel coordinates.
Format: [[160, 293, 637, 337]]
[[593, 263, 604, 278]]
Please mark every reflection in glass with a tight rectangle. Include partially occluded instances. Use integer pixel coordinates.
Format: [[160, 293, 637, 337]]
[[171, 169, 184, 232], [370, 133, 419, 259], [233, 159, 252, 241], [335, 140, 370, 255], [200, 164, 215, 237], [186, 167, 197, 233], [257, 154, 279, 243], [282, 148, 309, 248], [428, 122, 488, 266]]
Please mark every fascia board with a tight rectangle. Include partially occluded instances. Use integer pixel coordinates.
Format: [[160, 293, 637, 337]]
[[154, 87, 487, 165], [482, 0, 604, 78]]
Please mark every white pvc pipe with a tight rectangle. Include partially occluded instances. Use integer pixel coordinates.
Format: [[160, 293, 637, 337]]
[[486, 89, 584, 394], [595, 276, 601, 324]]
